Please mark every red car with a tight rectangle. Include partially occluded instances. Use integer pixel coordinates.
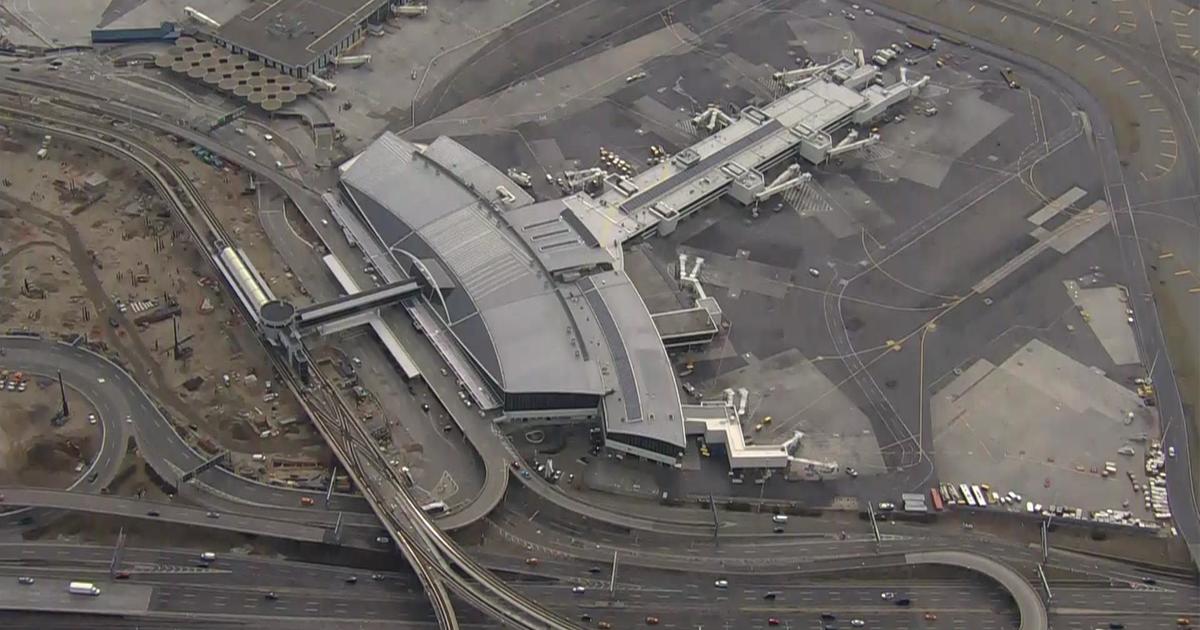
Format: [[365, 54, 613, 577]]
[[114, 571, 131, 580], [645, 617, 660, 626], [768, 619, 781, 627]]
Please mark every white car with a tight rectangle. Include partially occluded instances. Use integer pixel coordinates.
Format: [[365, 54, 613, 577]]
[[714, 579, 729, 588], [881, 591, 895, 600], [1167, 446, 1176, 458], [88, 414, 98, 425], [851, 621, 865, 628], [572, 586, 586, 594]]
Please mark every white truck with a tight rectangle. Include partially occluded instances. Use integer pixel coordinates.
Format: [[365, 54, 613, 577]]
[[69, 581, 101, 596]]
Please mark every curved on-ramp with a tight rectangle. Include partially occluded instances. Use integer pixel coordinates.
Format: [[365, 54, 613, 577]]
[[0, 336, 368, 515], [906, 550, 1047, 630]]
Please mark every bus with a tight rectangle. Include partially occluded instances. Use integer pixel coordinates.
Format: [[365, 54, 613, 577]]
[[971, 485, 988, 507], [421, 501, 447, 514], [929, 487, 944, 511], [960, 484, 976, 507]]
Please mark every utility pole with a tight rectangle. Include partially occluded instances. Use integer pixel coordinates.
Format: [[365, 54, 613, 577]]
[[1041, 517, 1051, 563], [57, 370, 69, 418], [708, 493, 719, 546], [325, 468, 338, 509], [1036, 563, 1052, 602], [609, 550, 618, 596], [867, 503, 880, 543], [109, 527, 126, 577]]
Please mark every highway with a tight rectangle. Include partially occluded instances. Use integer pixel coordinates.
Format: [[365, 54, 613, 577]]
[[2, 541, 1195, 629]]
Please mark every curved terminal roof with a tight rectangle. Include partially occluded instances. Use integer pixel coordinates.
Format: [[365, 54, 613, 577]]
[[339, 133, 686, 450], [340, 134, 602, 397]]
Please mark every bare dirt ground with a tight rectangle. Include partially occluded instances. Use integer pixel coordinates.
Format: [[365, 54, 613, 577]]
[[0, 376, 98, 488], [0, 125, 330, 477]]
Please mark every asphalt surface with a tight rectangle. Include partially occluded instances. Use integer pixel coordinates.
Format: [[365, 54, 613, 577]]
[[871, 0, 1200, 567], [0, 488, 330, 543], [4, 540, 1195, 630]]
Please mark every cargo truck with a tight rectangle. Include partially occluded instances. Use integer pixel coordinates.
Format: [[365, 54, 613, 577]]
[[69, 581, 101, 596]]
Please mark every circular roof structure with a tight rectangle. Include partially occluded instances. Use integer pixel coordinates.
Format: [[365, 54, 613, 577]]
[[248, 75, 267, 87], [261, 99, 282, 112], [276, 91, 297, 104], [247, 91, 267, 104], [154, 54, 174, 68], [291, 82, 313, 95], [259, 300, 297, 327], [186, 66, 208, 79], [176, 36, 197, 48], [233, 84, 253, 97], [170, 61, 191, 73]]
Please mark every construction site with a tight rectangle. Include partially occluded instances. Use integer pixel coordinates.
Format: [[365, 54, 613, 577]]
[[0, 121, 334, 491], [0, 373, 99, 488]]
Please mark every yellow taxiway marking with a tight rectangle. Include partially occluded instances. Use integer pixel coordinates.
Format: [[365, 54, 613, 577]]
[[1055, 34, 1064, 42], [1111, 66, 1124, 73], [1094, 54, 1107, 61], [1000, 14, 1008, 23], [1033, 25, 1041, 34], [1076, 43, 1087, 51], [1127, 79, 1141, 85]]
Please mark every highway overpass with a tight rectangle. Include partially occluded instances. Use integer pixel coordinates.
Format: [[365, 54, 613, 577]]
[[906, 550, 1048, 630], [0, 488, 331, 543]]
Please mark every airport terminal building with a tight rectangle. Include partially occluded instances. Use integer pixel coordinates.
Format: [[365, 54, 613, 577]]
[[210, 0, 400, 78], [329, 61, 926, 469], [336, 133, 688, 465]]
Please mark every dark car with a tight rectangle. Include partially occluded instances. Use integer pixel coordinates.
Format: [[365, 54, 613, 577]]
[[1141, 577, 1157, 585], [1109, 624, 1125, 630], [588, 567, 603, 574], [146, 510, 160, 517], [763, 592, 778, 600], [580, 614, 592, 622], [821, 612, 836, 620], [345, 576, 358, 584], [86, 472, 98, 483], [895, 598, 911, 606], [265, 591, 278, 600]]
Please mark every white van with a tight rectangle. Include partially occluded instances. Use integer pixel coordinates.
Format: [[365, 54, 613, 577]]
[[200, 552, 216, 562], [771, 514, 788, 524]]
